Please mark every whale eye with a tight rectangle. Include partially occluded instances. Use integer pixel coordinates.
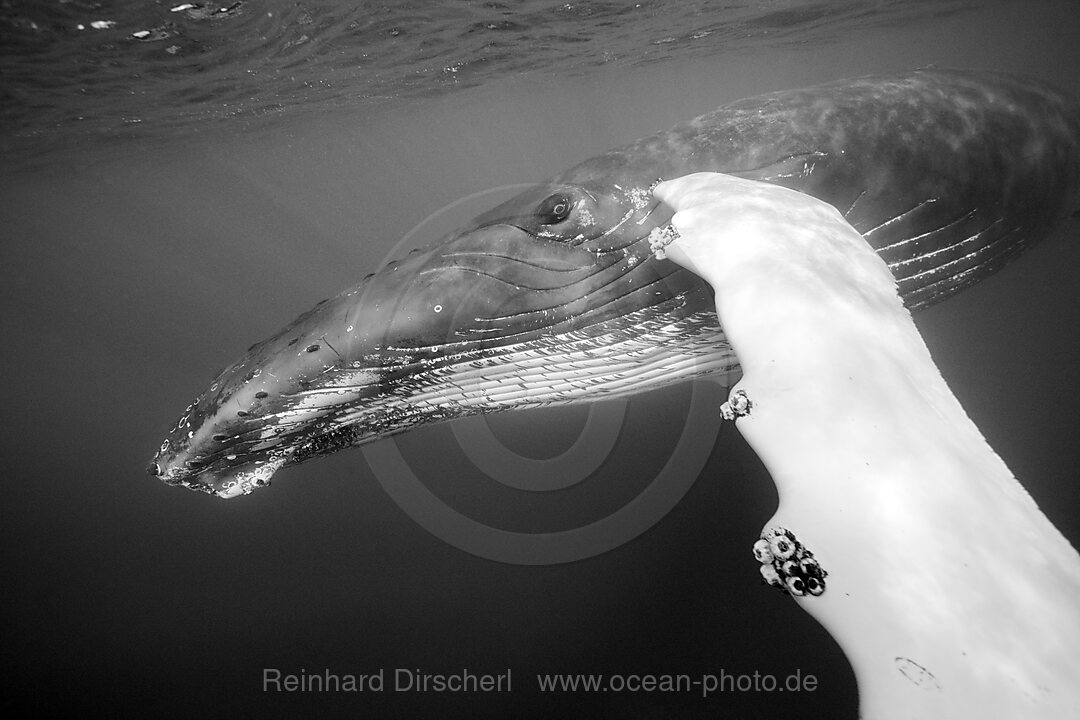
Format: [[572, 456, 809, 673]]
[[537, 193, 574, 225]]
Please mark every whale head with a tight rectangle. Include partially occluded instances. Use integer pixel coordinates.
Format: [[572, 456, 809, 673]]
[[147, 69, 1080, 498], [147, 178, 729, 497]]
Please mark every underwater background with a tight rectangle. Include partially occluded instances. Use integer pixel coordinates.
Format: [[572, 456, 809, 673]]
[[2, 0, 1079, 717]]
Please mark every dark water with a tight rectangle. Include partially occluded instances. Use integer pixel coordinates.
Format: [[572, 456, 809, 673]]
[[2, 1, 1079, 717]]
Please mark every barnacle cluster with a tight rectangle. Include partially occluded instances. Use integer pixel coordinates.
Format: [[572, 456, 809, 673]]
[[720, 389, 752, 421], [753, 527, 827, 597], [647, 224, 680, 260]]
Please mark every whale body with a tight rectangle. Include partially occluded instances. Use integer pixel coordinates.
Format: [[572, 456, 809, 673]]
[[147, 69, 1080, 498]]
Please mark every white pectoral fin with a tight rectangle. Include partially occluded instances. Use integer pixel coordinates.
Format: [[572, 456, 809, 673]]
[[653, 172, 1080, 719]]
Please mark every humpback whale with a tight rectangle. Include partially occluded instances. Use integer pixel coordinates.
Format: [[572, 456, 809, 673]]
[[652, 171, 1080, 718], [147, 68, 1080, 498]]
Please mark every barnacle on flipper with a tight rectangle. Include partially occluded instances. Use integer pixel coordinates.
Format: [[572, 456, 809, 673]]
[[721, 389, 753, 421], [647, 224, 680, 260], [752, 538, 774, 563], [804, 575, 825, 597], [800, 556, 823, 578], [785, 576, 808, 597], [754, 527, 828, 597], [760, 562, 783, 588], [766, 527, 798, 561]]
